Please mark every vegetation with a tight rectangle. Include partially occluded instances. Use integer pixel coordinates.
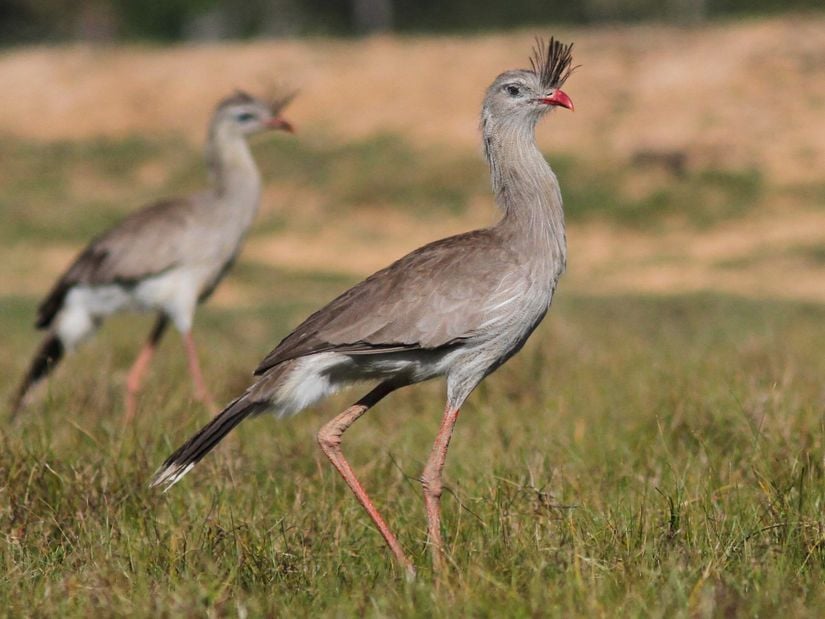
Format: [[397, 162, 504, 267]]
[[1, 125, 824, 615], [0, 133, 769, 245], [2, 0, 824, 43], [3, 284, 825, 615]]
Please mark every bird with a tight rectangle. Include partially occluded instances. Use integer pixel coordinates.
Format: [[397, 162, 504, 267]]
[[10, 90, 295, 421], [152, 37, 576, 576]]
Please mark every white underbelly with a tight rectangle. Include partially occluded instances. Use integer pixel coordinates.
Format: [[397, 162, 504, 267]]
[[133, 267, 204, 319], [58, 266, 210, 341], [267, 348, 463, 418]]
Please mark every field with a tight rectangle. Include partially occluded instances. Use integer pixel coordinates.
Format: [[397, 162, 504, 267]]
[[3, 17, 825, 616]]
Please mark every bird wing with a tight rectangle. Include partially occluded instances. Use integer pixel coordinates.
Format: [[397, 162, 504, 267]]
[[255, 229, 527, 375], [36, 197, 200, 328]]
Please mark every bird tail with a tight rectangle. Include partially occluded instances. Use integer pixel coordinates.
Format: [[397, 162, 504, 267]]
[[9, 332, 65, 418], [150, 394, 269, 491]]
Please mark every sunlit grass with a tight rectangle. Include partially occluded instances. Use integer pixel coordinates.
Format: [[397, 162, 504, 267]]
[[1, 130, 824, 615], [3, 285, 825, 616]]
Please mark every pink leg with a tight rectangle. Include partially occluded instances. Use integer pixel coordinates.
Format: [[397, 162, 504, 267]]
[[124, 315, 168, 422], [420, 404, 461, 573], [317, 383, 415, 578], [183, 331, 216, 410]]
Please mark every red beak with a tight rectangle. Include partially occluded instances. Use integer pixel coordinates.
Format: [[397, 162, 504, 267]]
[[540, 89, 574, 111], [267, 117, 295, 133]]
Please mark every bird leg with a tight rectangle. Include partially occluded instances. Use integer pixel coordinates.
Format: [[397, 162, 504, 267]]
[[182, 331, 216, 411], [420, 404, 461, 573], [124, 315, 168, 422], [317, 382, 415, 578]]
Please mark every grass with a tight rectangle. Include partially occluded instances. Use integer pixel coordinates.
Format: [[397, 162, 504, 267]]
[[0, 132, 768, 248], [0, 132, 487, 245], [3, 285, 825, 616], [0, 135, 189, 243], [257, 133, 485, 217], [715, 242, 825, 270], [555, 156, 764, 228], [1, 128, 824, 615]]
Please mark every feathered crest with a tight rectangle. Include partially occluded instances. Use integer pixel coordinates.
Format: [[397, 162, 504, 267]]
[[216, 89, 257, 111], [270, 90, 297, 115], [530, 37, 577, 91], [215, 88, 296, 115]]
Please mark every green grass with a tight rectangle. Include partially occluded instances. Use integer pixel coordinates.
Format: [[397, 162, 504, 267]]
[[256, 132, 485, 217], [0, 135, 188, 243], [0, 132, 768, 247], [555, 156, 764, 228], [3, 285, 825, 616], [1, 130, 822, 615], [715, 242, 825, 270], [0, 132, 487, 245]]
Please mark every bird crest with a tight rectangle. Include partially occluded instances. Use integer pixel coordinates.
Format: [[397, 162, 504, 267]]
[[270, 90, 297, 115], [216, 89, 257, 111], [215, 88, 296, 116], [530, 37, 577, 91]]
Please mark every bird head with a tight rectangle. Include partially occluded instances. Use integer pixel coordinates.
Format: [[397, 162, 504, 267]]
[[482, 37, 576, 127], [213, 90, 295, 138]]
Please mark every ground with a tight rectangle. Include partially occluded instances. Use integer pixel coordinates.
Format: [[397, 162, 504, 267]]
[[2, 16, 825, 617]]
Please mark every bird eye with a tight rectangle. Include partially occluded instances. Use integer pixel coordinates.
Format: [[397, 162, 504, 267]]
[[505, 85, 521, 97], [236, 112, 256, 122]]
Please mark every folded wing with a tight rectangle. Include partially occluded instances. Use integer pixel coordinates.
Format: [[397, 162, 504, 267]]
[[255, 229, 526, 374], [36, 198, 198, 329]]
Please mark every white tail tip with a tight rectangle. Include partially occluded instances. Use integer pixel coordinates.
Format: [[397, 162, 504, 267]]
[[149, 462, 195, 492]]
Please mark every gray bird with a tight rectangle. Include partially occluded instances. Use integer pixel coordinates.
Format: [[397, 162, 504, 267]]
[[11, 91, 294, 420], [152, 38, 576, 576]]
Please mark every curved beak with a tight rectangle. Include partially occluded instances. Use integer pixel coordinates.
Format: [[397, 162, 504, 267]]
[[266, 116, 295, 133], [540, 89, 574, 111]]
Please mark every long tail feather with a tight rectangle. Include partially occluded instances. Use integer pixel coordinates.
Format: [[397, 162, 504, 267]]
[[150, 395, 268, 490], [9, 333, 64, 417]]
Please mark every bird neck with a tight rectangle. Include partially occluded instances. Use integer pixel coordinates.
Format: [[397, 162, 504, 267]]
[[482, 114, 567, 271], [205, 125, 262, 205]]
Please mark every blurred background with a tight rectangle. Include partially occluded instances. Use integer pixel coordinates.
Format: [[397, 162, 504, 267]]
[[1, 1, 824, 323], [1, 0, 823, 40]]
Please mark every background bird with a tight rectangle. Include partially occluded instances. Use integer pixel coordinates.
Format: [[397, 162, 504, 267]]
[[152, 38, 575, 576], [10, 90, 294, 420]]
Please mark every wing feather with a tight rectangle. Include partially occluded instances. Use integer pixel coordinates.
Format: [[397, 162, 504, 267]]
[[36, 197, 199, 328], [254, 229, 525, 375]]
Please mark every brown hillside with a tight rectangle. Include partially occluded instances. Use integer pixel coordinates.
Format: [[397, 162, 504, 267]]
[[0, 18, 823, 184]]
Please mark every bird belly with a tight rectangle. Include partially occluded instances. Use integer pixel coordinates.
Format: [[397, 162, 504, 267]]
[[134, 267, 208, 332], [263, 348, 462, 419], [65, 284, 135, 317], [54, 266, 208, 342]]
